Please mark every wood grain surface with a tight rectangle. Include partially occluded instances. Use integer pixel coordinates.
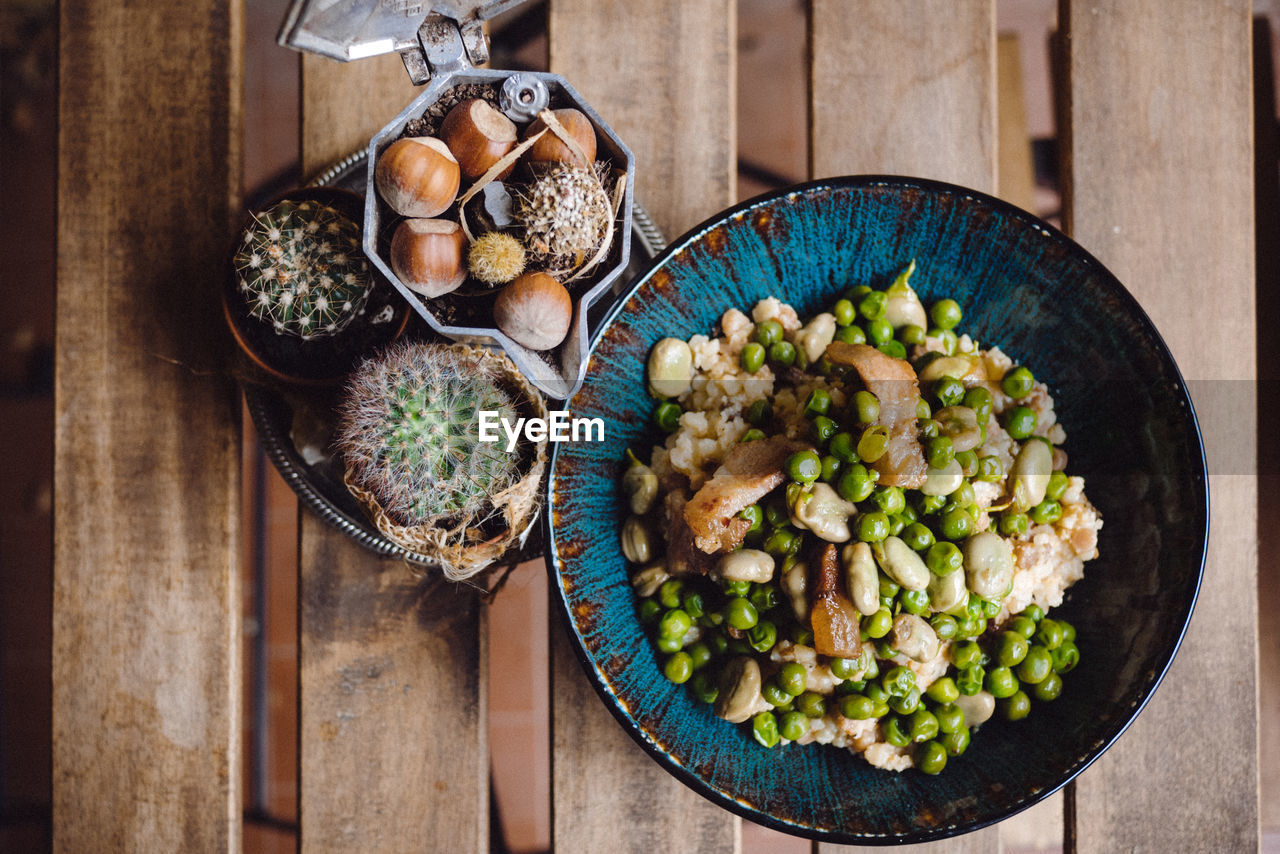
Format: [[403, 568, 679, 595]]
[[53, 1, 244, 850], [1061, 1, 1260, 851], [296, 54, 491, 854], [811, 3, 1008, 852], [547, 1, 740, 851], [810, 0, 996, 190]]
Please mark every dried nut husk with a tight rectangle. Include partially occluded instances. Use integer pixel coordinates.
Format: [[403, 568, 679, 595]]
[[524, 107, 598, 167], [841, 542, 881, 616], [647, 337, 694, 399], [717, 549, 775, 583], [439, 98, 518, 179], [493, 271, 572, 351], [963, 531, 1015, 600], [1010, 439, 1053, 511], [389, 218, 467, 298], [375, 137, 460, 218]]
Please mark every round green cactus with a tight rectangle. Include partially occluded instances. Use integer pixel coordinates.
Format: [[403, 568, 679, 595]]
[[234, 199, 372, 339], [339, 342, 523, 527]]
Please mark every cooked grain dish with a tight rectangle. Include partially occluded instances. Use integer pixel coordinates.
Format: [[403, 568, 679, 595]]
[[621, 265, 1102, 774]]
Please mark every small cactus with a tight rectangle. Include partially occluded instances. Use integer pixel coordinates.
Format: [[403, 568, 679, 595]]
[[516, 163, 612, 259], [339, 342, 522, 527], [234, 199, 372, 339]]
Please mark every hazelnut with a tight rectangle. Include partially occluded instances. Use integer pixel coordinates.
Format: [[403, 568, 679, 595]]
[[374, 137, 460, 218], [389, 218, 467, 298], [524, 108, 598, 168], [493, 272, 572, 351], [439, 99, 518, 180]]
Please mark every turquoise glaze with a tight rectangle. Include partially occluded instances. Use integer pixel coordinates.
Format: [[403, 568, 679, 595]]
[[546, 177, 1207, 844]]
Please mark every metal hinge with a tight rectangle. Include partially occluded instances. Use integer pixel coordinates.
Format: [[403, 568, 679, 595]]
[[400, 13, 488, 85]]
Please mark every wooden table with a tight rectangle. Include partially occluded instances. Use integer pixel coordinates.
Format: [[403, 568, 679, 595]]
[[53, 1, 1259, 850]]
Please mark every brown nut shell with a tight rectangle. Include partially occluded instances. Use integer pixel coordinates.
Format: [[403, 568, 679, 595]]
[[523, 108, 598, 168], [440, 99, 518, 180], [389, 218, 467, 298], [493, 271, 572, 351], [375, 137, 460, 218]]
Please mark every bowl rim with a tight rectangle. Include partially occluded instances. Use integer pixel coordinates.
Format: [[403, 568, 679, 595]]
[[544, 174, 1210, 844]]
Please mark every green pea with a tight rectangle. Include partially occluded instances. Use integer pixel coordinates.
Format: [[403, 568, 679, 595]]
[[1030, 499, 1062, 525], [829, 431, 858, 463], [1035, 619, 1065, 651], [884, 715, 911, 747], [1007, 615, 1036, 639], [747, 620, 777, 653], [952, 641, 983, 669], [724, 578, 752, 596], [875, 639, 899, 660], [931, 328, 959, 355], [1046, 471, 1070, 501], [658, 580, 684, 609], [797, 691, 827, 718], [997, 631, 1029, 667], [837, 464, 876, 503], [681, 592, 705, 619], [910, 708, 940, 743], [791, 625, 814, 647], [941, 727, 970, 757], [762, 528, 801, 557], [999, 512, 1029, 537], [867, 316, 894, 346], [845, 284, 872, 301], [819, 455, 842, 482], [752, 711, 781, 748], [785, 450, 822, 484], [857, 425, 889, 462], [654, 400, 682, 432], [739, 428, 766, 443], [886, 514, 908, 536], [926, 436, 955, 469], [751, 318, 781, 347], [804, 388, 832, 418], [1016, 645, 1053, 684], [1001, 690, 1031, 721], [976, 455, 1003, 482], [950, 481, 976, 509], [859, 290, 887, 320], [899, 589, 930, 616], [930, 299, 962, 330], [863, 608, 894, 639], [856, 511, 890, 543], [926, 677, 960, 705], [934, 703, 965, 734], [878, 576, 901, 599], [1034, 670, 1063, 701], [686, 641, 712, 670], [810, 415, 838, 446], [690, 671, 718, 704], [940, 507, 973, 540], [725, 597, 758, 630], [779, 662, 807, 696], [829, 298, 856, 327], [762, 681, 791, 707], [963, 386, 993, 422], [882, 666, 917, 698], [901, 522, 935, 552], [899, 504, 919, 523], [1001, 365, 1035, 399], [747, 398, 773, 426], [659, 608, 692, 639], [1021, 604, 1045, 622], [835, 324, 867, 345], [840, 694, 876, 719], [637, 598, 661, 623], [900, 324, 926, 346], [829, 656, 861, 680], [930, 613, 958, 641], [1059, 620, 1077, 643], [768, 340, 796, 367], [1005, 406, 1037, 440], [979, 597, 1001, 619], [1051, 642, 1080, 674], [916, 493, 946, 516], [986, 665, 1019, 699], [780, 711, 809, 741], [916, 740, 948, 774], [888, 687, 921, 715], [727, 639, 752, 655], [956, 617, 986, 639], [954, 449, 978, 476], [872, 485, 906, 515], [738, 504, 764, 535], [956, 664, 985, 696], [664, 652, 693, 683], [931, 377, 963, 409], [740, 342, 766, 373], [845, 391, 877, 427], [707, 633, 729, 655]]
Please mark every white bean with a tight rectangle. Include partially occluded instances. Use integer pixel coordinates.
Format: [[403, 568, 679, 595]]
[[795, 312, 837, 363], [718, 549, 775, 583], [920, 458, 963, 496], [919, 354, 984, 383], [714, 657, 764, 723], [963, 531, 1015, 600], [841, 542, 881, 616], [1010, 439, 1053, 512], [790, 483, 857, 543], [872, 535, 930, 591], [927, 566, 968, 613], [955, 690, 996, 727], [647, 337, 694, 399], [783, 561, 809, 622], [621, 516, 653, 564], [630, 564, 669, 597], [892, 613, 940, 662], [622, 458, 659, 515], [935, 406, 982, 452]]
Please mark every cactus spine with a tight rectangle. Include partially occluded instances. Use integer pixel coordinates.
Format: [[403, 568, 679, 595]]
[[234, 199, 372, 339]]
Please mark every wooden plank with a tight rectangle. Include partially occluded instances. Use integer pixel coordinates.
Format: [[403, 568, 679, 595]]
[[996, 33, 1036, 212], [52, 1, 243, 851], [811, 2, 1006, 852], [810, 0, 996, 189], [546, 1, 740, 851], [1060, 1, 1259, 851], [296, 53, 491, 854]]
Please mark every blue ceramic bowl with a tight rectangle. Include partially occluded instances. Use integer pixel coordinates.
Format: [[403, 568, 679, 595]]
[[545, 177, 1207, 844]]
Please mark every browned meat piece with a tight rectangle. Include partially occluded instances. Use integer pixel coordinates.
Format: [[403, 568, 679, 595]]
[[683, 434, 810, 554], [664, 490, 715, 575], [825, 341, 927, 488], [808, 542, 863, 659]]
